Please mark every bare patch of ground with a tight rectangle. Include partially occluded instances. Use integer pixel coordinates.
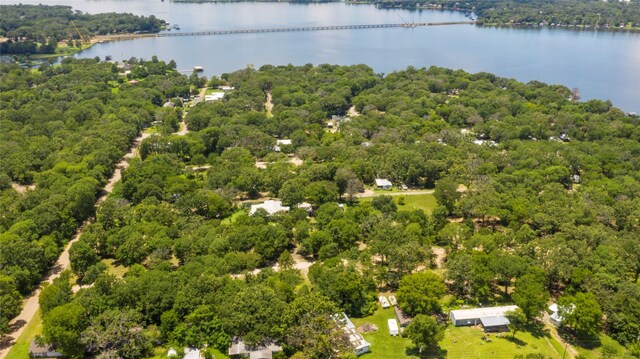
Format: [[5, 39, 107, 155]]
[[348, 105, 360, 117], [11, 182, 35, 194]]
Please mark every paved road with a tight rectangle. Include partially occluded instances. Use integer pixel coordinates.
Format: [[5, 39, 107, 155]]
[[0, 130, 150, 359]]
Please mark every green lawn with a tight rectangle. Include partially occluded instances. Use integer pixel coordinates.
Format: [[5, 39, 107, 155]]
[[442, 325, 562, 359], [574, 334, 629, 359], [205, 88, 224, 95], [400, 194, 438, 214], [358, 193, 437, 214], [350, 306, 566, 359], [351, 304, 417, 359], [102, 258, 129, 278], [5, 310, 43, 359]]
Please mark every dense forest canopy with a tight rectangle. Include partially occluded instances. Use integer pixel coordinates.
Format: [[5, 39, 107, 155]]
[[366, 0, 640, 29], [0, 57, 188, 334], [1, 60, 640, 358], [0, 5, 166, 54]]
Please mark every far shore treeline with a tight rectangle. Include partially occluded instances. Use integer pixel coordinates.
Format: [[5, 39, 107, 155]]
[[0, 5, 166, 55]]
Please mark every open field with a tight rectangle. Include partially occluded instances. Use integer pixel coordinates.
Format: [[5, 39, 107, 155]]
[[351, 304, 417, 358], [358, 193, 437, 214], [102, 258, 129, 278], [351, 306, 567, 359], [442, 325, 562, 359], [574, 334, 629, 359]]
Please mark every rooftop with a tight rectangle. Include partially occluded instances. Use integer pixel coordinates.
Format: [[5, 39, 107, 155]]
[[375, 178, 392, 187], [249, 200, 290, 215], [450, 305, 518, 321], [480, 316, 510, 327]]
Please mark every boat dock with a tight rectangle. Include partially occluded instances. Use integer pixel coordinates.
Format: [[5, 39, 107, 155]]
[[156, 21, 476, 38]]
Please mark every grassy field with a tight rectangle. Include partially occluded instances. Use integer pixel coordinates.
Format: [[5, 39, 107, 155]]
[[358, 193, 437, 214], [574, 334, 629, 359], [351, 304, 417, 358], [102, 258, 129, 278], [350, 306, 567, 359], [442, 325, 562, 359], [5, 310, 43, 359]]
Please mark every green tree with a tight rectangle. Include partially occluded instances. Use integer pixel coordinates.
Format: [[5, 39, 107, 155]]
[[39, 270, 73, 315], [512, 270, 549, 323], [397, 272, 446, 316], [559, 292, 602, 339], [81, 308, 152, 359], [0, 275, 22, 327], [434, 178, 460, 213], [43, 303, 86, 358], [405, 314, 444, 352], [371, 195, 397, 215], [304, 181, 339, 205], [506, 308, 527, 338], [69, 240, 99, 281]]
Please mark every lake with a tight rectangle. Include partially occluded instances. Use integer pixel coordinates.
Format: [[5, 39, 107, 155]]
[[10, 0, 640, 112]]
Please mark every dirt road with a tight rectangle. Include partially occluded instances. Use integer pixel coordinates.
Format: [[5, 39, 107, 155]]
[[0, 130, 150, 359]]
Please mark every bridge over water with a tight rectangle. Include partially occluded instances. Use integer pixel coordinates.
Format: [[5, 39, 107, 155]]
[[157, 21, 476, 37]]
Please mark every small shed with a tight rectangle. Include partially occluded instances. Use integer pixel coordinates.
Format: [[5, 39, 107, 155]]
[[29, 340, 63, 358], [480, 316, 511, 333], [183, 348, 201, 359], [298, 202, 313, 215], [375, 178, 392, 190], [379, 296, 390, 308], [388, 319, 399, 336], [394, 306, 413, 328], [273, 139, 292, 152]]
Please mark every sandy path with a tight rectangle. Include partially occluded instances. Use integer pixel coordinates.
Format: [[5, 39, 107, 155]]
[[354, 189, 434, 198], [265, 91, 274, 118], [347, 105, 360, 117], [230, 248, 315, 280], [175, 108, 190, 136], [432, 246, 446, 269], [0, 130, 150, 359]]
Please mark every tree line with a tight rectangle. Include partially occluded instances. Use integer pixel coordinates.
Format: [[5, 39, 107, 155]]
[[367, 0, 640, 30], [0, 5, 166, 55], [0, 57, 188, 335]]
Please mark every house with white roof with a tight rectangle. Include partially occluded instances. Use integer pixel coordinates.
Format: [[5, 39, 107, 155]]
[[375, 178, 392, 190], [333, 312, 371, 356], [273, 139, 292, 152], [450, 305, 518, 332], [249, 200, 290, 215]]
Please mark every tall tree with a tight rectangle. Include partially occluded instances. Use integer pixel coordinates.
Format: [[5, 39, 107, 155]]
[[405, 314, 444, 353], [397, 271, 446, 316], [512, 269, 549, 323]]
